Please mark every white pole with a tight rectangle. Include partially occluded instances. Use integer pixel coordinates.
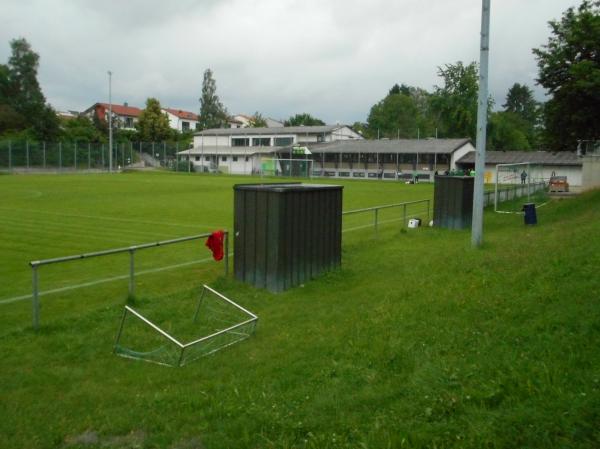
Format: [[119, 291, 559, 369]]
[[471, 0, 491, 248], [108, 70, 113, 173]]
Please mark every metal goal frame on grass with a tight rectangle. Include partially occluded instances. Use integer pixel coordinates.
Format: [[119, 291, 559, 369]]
[[114, 284, 258, 367], [494, 162, 548, 213]]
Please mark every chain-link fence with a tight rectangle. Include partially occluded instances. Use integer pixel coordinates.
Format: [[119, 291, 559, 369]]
[[0, 140, 192, 172]]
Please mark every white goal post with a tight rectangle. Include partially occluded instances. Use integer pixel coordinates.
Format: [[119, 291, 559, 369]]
[[494, 162, 548, 213]]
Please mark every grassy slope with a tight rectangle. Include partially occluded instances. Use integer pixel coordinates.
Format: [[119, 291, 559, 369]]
[[0, 173, 599, 448]]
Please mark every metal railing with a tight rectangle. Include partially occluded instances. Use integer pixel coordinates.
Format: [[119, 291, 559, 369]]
[[29, 232, 229, 330], [342, 199, 431, 235]]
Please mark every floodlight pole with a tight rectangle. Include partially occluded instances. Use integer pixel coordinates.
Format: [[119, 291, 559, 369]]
[[108, 70, 113, 173], [471, 0, 491, 247]]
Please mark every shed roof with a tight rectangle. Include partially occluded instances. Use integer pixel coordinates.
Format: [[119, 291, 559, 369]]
[[456, 150, 581, 166], [308, 138, 472, 154]]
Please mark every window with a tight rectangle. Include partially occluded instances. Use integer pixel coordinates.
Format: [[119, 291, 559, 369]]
[[232, 138, 250, 147], [245, 157, 249, 162], [252, 137, 271, 146], [221, 156, 227, 162], [124, 117, 134, 128], [195, 123, 201, 130], [232, 156, 238, 162], [205, 156, 210, 161], [181, 121, 190, 132], [274, 137, 293, 146], [195, 156, 200, 161]]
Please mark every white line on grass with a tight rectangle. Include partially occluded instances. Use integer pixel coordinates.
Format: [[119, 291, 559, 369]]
[[0, 207, 221, 230], [0, 254, 232, 305]]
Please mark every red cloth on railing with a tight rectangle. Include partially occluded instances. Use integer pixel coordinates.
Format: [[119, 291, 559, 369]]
[[205, 230, 225, 261]]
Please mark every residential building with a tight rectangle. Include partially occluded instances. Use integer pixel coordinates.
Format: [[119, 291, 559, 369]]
[[82, 103, 142, 130], [162, 108, 200, 132], [228, 114, 284, 128]]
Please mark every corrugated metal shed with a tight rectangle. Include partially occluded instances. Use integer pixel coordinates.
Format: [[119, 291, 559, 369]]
[[233, 183, 343, 292], [433, 176, 474, 229]]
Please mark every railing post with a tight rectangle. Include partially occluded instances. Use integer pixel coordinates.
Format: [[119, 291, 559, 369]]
[[32, 264, 40, 330], [59, 142, 62, 170], [26, 140, 30, 169], [43, 141, 46, 169], [374, 208, 378, 236], [224, 232, 229, 277], [88, 143, 91, 169], [8, 140, 12, 170], [74, 142, 77, 169], [128, 248, 136, 297]]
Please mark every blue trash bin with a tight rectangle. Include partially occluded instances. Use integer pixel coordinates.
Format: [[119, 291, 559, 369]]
[[522, 203, 537, 225]]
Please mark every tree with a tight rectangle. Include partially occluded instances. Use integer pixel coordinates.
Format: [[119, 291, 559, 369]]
[[284, 113, 325, 126], [136, 98, 171, 141], [364, 84, 435, 139], [488, 111, 532, 150], [247, 111, 267, 127], [61, 116, 103, 143], [533, 0, 600, 150], [430, 61, 481, 140], [198, 69, 228, 130], [0, 38, 59, 139], [367, 92, 419, 139], [503, 83, 538, 123]]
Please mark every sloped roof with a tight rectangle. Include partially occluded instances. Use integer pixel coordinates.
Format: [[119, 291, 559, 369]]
[[164, 108, 198, 121], [456, 150, 581, 166], [308, 138, 473, 154], [195, 125, 352, 136], [97, 103, 142, 117]]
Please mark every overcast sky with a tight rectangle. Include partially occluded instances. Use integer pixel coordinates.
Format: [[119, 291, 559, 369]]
[[0, 0, 578, 124]]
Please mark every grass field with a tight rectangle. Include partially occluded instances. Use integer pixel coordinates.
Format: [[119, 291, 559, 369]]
[[1, 171, 599, 448]]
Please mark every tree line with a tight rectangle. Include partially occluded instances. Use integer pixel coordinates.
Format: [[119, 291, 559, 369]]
[[1, 1, 598, 151]]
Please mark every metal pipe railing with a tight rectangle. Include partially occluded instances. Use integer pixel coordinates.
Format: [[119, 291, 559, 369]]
[[343, 199, 431, 235], [29, 231, 229, 330]]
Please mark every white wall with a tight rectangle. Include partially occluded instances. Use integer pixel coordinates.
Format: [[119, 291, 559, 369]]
[[485, 164, 582, 186], [582, 156, 600, 191], [450, 143, 476, 169]]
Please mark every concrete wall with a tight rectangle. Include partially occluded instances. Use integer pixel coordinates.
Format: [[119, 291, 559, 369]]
[[582, 156, 600, 191]]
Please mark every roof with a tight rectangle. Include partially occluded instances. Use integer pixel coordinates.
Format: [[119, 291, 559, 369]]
[[456, 150, 582, 166], [178, 146, 280, 156], [308, 138, 473, 154], [97, 103, 142, 117], [163, 108, 199, 121], [195, 125, 351, 136]]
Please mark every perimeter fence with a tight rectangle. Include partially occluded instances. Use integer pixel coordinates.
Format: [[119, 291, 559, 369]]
[[0, 140, 193, 171]]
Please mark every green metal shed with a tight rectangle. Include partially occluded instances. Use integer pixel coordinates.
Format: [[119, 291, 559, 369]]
[[433, 176, 474, 229], [233, 183, 343, 292]]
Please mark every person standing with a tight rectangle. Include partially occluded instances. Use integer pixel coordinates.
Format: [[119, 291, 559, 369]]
[[521, 170, 527, 184]]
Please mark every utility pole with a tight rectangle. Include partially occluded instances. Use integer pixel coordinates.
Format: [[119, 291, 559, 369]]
[[108, 70, 113, 173], [472, 0, 491, 247]]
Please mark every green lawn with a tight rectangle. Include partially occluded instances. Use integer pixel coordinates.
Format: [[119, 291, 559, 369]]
[[0, 171, 599, 449]]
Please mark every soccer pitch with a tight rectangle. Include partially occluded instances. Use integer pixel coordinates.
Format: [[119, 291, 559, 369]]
[[0, 172, 433, 331], [1, 171, 599, 449]]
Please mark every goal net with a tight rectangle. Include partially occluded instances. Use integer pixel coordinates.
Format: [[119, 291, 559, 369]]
[[494, 162, 548, 213], [260, 158, 313, 178], [114, 285, 258, 367]]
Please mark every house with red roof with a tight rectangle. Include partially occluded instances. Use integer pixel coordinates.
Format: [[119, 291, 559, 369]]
[[162, 108, 200, 132], [82, 102, 199, 132], [82, 102, 143, 130]]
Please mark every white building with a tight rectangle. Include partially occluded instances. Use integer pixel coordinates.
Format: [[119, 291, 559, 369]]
[[179, 128, 476, 180], [162, 108, 200, 132]]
